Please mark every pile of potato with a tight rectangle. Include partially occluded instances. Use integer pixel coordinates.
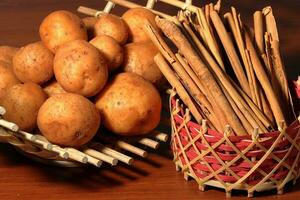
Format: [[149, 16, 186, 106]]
[[0, 8, 163, 147]]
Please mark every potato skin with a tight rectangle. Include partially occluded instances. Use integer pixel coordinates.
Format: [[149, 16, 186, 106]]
[[43, 80, 66, 97], [37, 93, 100, 147], [39, 10, 87, 53], [13, 42, 54, 84], [90, 35, 123, 72], [0, 46, 19, 64], [123, 41, 163, 87], [1, 83, 47, 131], [94, 14, 128, 45], [54, 40, 108, 97], [0, 61, 21, 99], [95, 72, 162, 136], [82, 17, 97, 40], [122, 7, 160, 42]]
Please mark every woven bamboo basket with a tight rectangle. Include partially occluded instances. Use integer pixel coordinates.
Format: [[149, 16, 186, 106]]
[[169, 83, 300, 197]]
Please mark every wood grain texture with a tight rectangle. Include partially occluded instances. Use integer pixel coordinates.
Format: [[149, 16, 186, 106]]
[[0, 1, 299, 200]]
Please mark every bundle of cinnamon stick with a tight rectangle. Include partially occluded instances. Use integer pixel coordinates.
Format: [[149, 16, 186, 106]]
[[145, 1, 296, 136]]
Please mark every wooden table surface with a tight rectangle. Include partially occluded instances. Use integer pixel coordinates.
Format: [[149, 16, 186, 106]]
[[0, 1, 299, 200]]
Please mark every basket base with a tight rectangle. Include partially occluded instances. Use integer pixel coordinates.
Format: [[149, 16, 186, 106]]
[[174, 161, 294, 198], [15, 148, 83, 168]]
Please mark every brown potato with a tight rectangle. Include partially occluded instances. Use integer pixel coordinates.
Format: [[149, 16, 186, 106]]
[[0, 46, 19, 64], [39, 10, 87, 53], [90, 35, 123, 72], [1, 83, 47, 131], [13, 42, 54, 84], [94, 14, 128, 45], [0, 61, 21, 99], [95, 72, 162, 136], [37, 93, 100, 147], [43, 80, 66, 97], [82, 17, 97, 40], [123, 41, 163, 87], [54, 40, 108, 97], [122, 7, 160, 42]]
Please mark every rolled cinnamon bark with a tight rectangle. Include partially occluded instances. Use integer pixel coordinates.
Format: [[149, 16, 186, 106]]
[[181, 19, 271, 132], [210, 11, 250, 94], [155, 17, 247, 135], [154, 53, 203, 123], [244, 28, 286, 126]]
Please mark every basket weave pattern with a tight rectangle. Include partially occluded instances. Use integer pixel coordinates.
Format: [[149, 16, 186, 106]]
[[169, 88, 300, 197]]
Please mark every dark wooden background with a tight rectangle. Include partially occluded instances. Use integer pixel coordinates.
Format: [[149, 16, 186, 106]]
[[0, 0, 299, 199]]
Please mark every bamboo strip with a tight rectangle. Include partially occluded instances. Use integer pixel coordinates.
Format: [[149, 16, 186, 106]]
[[116, 140, 148, 157], [103, 1, 115, 13], [145, 0, 156, 9], [152, 131, 168, 142], [155, 17, 247, 135], [138, 138, 159, 149], [0, 107, 5, 115], [77, 6, 101, 17], [30, 135, 52, 150], [66, 148, 88, 163], [210, 11, 250, 93], [19, 131, 36, 142], [105, 0, 173, 20], [0, 119, 19, 132], [50, 145, 69, 159], [159, 0, 198, 13], [83, 148, 117, 166], [91, 143, 133, 165]]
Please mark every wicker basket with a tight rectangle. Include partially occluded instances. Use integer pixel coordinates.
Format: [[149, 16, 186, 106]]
[[169, 84, 300, 197]]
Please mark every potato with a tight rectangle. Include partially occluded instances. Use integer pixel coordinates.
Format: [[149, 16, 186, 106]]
[[82, 17, 97, 40], [122, 7, 160, 42], [0, 61, 20, 99], [39, 10, 87, 53], [0, 46, 19, 64], [13, 42, 54, 84], [94, 14, 128, 45], [123, 41, 163, 87], [43, 80, 66, 97], [54, 40, 108, 97], [37, 93, 100, 147], [95, 72, 161, 136], [1, 83, 47, 131], [90, 35, 123, 72]]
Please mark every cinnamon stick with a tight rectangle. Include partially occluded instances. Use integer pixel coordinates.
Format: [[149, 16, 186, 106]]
[[175, 53, 224, 131], [181, 19, 270, 132], [210, 11, 250, 93], [154, 53, 203, 123], [263, 6, 279, 41], [197, 8, 224, 70], [270, 38, 292, 121], [155, 17, 247, 135], [254, 11, 265, 54], [244, 29, 286, 126]]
